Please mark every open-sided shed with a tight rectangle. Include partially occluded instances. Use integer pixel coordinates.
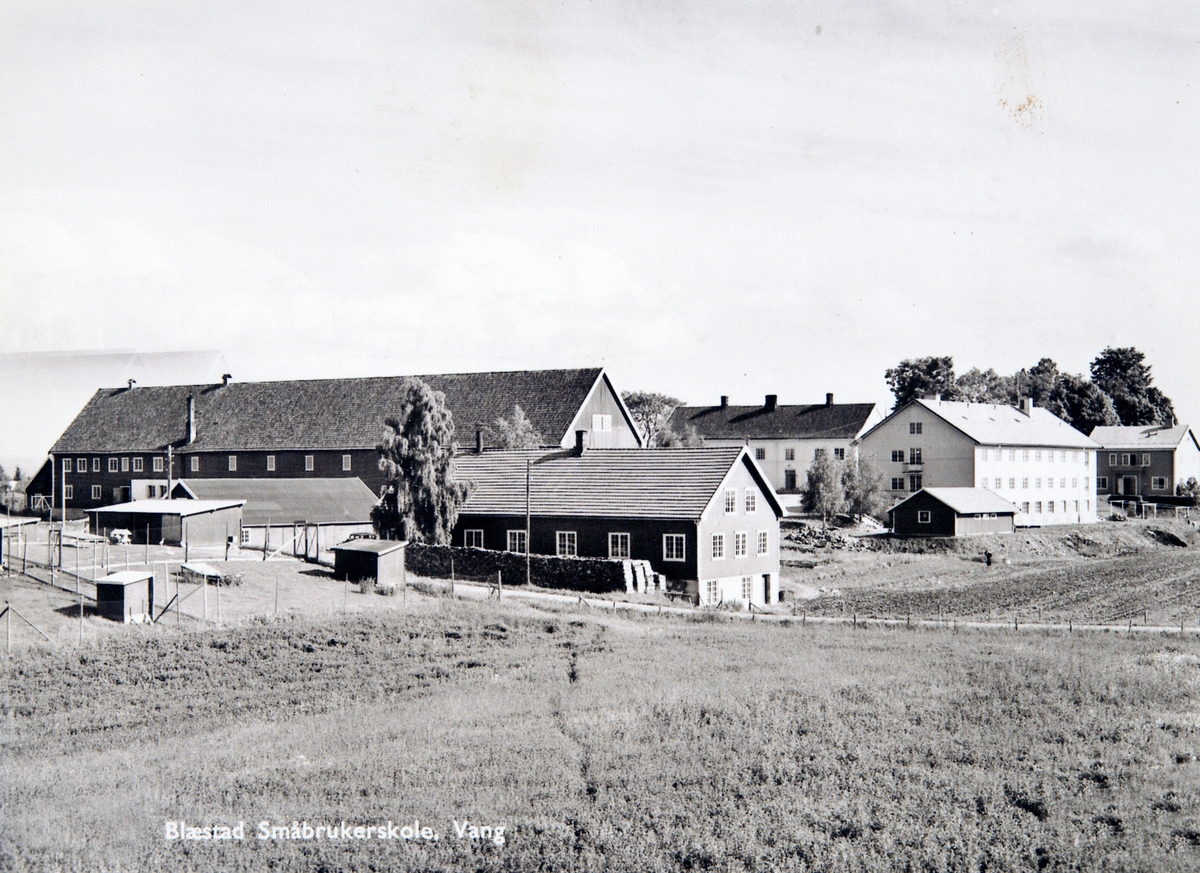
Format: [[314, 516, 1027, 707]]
[[95, 570, 155, 622], [332, 539, 407, 587], [87, 499, 244, 547], [889, 488, 1019, 537]]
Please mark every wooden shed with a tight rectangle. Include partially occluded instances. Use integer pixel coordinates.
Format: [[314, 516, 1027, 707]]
[[332, 539, 407, 586], [889, 488, 1019, 537], [95, 570, 155, 623]]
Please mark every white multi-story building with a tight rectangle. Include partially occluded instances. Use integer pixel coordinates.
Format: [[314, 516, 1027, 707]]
[[857, 397, 1100, 526]]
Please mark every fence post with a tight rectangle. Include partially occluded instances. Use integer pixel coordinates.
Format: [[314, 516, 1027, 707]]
[[6, 602, 10, 654], [498, 570, 502, 601], [450, 557, 455, 598]]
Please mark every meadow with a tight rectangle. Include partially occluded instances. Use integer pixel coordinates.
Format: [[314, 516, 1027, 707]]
[[4, 597, 1200, 872]]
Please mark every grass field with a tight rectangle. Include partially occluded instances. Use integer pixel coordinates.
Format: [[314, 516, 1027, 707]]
[[4, 596, 1200, 872]]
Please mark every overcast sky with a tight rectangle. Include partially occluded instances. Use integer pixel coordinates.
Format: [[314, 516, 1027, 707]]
[[2, 1, 1196, 458]]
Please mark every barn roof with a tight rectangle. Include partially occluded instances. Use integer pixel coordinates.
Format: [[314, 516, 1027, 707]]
[[454, 447, 784, 520], [667, 401, 879, 440], [862, 399, 1098, 449], [1089, 425, 1197, 451], [891, 487, 1019, 516], [172, 478, 378, 526], [49, 369, 613, 453]]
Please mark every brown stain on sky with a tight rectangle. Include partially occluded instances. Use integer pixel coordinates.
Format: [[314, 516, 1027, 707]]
[[996, 29, 1045, 129]]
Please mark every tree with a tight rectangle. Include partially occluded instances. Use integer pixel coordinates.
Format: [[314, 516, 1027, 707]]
[[954, 368, 1015, 404], [1047, 373, 1119, 435], [1177, 477, 1199, 502], [11, 467, 21, 482], [371, 378, 470, 544], [656, 421, 704, 447], [621, 391, 683, 446], [1090, 346, 1176, 426], [885, 356, 958, 409], [844, 456, 888, 521], [802, 450, 847, 528], [493, 403, 543, 449]]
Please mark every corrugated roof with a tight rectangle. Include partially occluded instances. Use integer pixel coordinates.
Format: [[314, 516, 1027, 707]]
[[667, 402, 878, 440], [88, 499, 244, 517], [50, 368, 607, 453], [454, 447, 783, 519], [1089, 425, 1196, 450], [173, 478, 378, 526], [864, 399, 1098, 449], [893, 488, 1019, 516]]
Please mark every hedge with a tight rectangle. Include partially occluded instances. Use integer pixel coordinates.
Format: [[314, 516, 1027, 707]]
[[405, 543, 627, 594]]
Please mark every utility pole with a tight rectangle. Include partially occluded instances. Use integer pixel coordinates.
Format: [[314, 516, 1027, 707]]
[[525, 458, 531, 587]]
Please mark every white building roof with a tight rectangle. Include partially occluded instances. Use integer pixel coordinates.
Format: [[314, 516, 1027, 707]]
[[89, 498, 244, 517], [907, 399, 1098, 449], [1089, 425, 1196, 451]]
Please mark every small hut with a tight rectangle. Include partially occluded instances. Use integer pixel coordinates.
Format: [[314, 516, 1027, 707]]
[[95, 570, 155, 623], [332, 539, 407, 587]]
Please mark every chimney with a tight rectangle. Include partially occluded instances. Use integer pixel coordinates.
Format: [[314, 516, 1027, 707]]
[[221, 373, 232, 386], [127, 378, 136, 390], [1019, 397, 1034, 416], [187, 395, 196, 444], [765, 394, 777, 411], [475, 428, 484, 454], [575, 429, 587, 456], [826, 392, 834, 407], [720, 395, 728, 408]]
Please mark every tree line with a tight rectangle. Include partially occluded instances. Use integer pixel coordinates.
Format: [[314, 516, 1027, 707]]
[[885, 346, 1175, 434]]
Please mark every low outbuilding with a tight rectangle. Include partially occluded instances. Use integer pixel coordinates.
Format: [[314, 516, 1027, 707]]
[[95, 570, 155, 623], [87, 499, 244, 547], [889, 487, 1019, 537], [332, 539, 407, 587]]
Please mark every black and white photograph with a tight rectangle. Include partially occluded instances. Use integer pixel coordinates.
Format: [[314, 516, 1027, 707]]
[[2, 2, 1198, 870]]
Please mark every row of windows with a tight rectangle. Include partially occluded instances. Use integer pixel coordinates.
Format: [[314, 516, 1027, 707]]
[[1097, 476, 1171, 491], [711, 531, 770, 560], [488, 531, 697, 562], [979, 448, 1089, 464], [915, 500, 1093, 522], [62, 454, 353, 475], [891, 448, 923, 464], [1107, 453, 1153, 467], [704, 576, 757, 606], [981, 477, 1089, 490], [890, 475, 923, 491], [724, 489, 759, 514], [753, 447, 844, 462]]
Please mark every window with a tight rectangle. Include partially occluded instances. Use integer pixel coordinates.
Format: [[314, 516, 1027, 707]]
[[1036, 451, 1043, 462], [1109, 453, 1117, 466], [1035, 501, 1043, 513], [64, 484, 73, 499], [745, 490, 756, 513], [77, 457, 87, 471], [892, 478, 905, 490], [266, 455, 276, 472], [592, 414, 613, 433], [342, 454, 352, 471], [1084, 453, 1090, 467], [1047, 501, 1055, 514], [1097, 476, 1108, 490], [556, 531, 577, 557], [1022, 450, 1029, 462], [1074, 500, 1080, 512], [91, 485, 102, 500], [146, 484, 156, 498], [1142, 454, 1151, 467], [754, 447, 765, 460], [1072, 478, 1078, 489], [1086, 500, 1091, 512], [814, 448, 826, 459], [1060, 478, 1066, 488], [1035, 478, 1042, 488], [305, 455, 314, 471], [833, 448, 845, 460], [228, 455, 237, 472], [983, 448, 990, 462], [1120, 453, 1130, 467], [1020, 502, 1030, 513], [240, 527, 251, 545], [909, 448, 922, 464], [994, 478, 1002, 489], [917, 510, 931, 524], [712, 534, 725, 560], [609, 533, 629, 558], [1009, 450, 1017, 462], [1022, 478, 1028, 489], [1047, 478, 1054, 489], [910, 422, 922, 434], [121, 457, 129, 472], [465, 530, 484, 548], [741, 577, 753, 601], [190, 456, 199, 472], [663, 534, 686, 561], [63, 458, 71, 473], [1152, 477, 1167, 490], [705, 579, 719, 605], [108, 457, 119, 472], [980, 478, 987, 488], [733, 532, 747, 558], [152, 456, 163, 472], [132, 457, 143, 472], [1009, 478, 1016, 489], [724, 490, 737, 514], [892, 450, 904, 463], [507, 530, 527, 554], [909, 475, 922, 492], [784, 448, 795, 461], [757, 531, 769, 555]]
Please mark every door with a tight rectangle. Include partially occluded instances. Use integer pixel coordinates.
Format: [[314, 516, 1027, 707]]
[[784, 470, 796, 490], [1122, 476, 1138, 497]]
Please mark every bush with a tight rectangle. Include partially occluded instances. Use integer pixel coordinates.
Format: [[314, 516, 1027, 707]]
[[357, 577, 376, 595]]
